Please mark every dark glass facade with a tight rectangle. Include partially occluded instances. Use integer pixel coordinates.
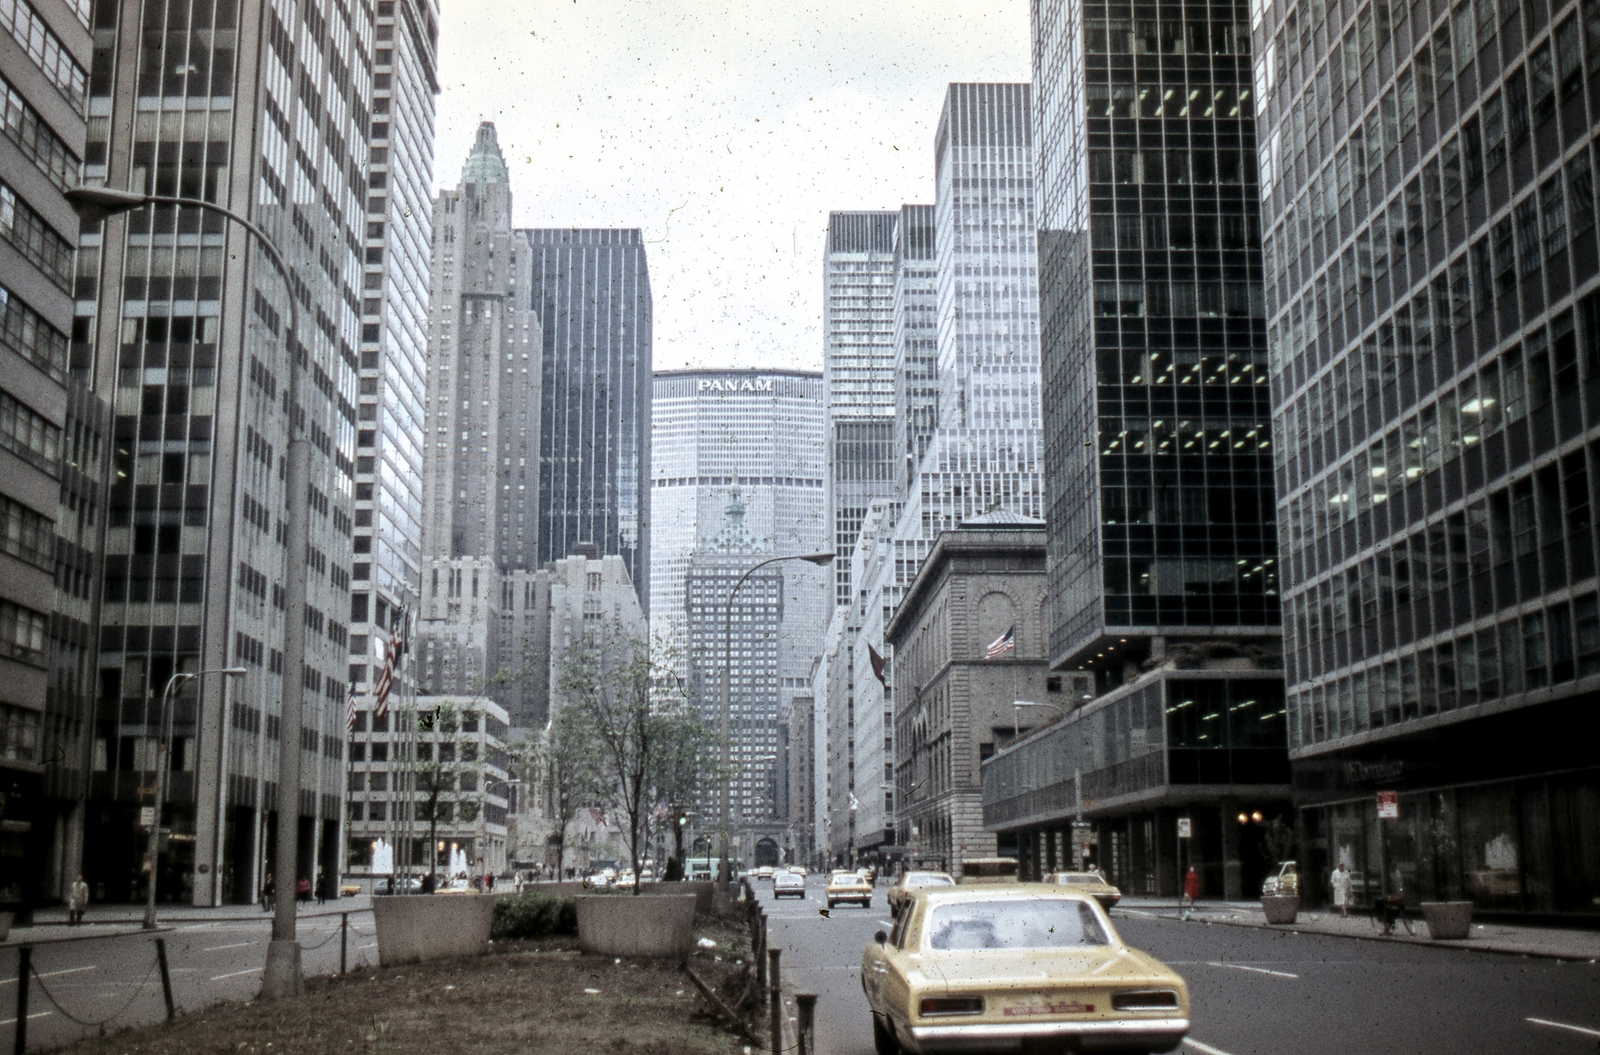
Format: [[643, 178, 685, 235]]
[[527, 229, 653, 612], [1041, 0, 1281, 680], [1257, 0, 1600, 914]]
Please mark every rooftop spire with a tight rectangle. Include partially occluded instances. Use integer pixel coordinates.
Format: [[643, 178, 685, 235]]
[[461, 121, 509, 185]]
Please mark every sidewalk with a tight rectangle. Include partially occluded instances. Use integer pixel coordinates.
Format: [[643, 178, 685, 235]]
[[1117, 896, 1600, 961], [6, 898, 374, 946]]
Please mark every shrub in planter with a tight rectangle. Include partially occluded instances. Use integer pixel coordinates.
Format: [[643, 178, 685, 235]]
[[1261, 895, 1299, 924], [492, 891, 578, 940]]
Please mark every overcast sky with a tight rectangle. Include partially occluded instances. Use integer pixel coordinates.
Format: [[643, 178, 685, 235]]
[[433, 1, 1031, 373]]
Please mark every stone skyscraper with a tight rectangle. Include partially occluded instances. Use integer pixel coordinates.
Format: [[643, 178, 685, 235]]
[[415, 124, 540, 703], [76, 0, 374, 905]]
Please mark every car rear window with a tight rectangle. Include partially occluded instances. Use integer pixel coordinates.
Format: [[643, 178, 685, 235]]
[[1057, 874, 1098, 884], [907, 874, 954, 888], [926, 900, 1109, 950]]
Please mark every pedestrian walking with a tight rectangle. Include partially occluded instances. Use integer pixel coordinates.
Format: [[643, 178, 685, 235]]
[[261, 872, 275, 912], [296, 875, 312, 902], [1331, 861, 1353, 918], [1181, 866, 1201, 920], [68, 874, 90, 925]]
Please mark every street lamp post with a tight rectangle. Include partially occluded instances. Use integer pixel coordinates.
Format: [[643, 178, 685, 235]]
[[144, 667, 246, 929], [718, 551, 834, 888], [67, 184, 312, 996]]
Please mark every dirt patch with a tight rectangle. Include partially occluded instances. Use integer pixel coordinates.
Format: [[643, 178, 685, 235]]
[[59, 939, 747, 1055]]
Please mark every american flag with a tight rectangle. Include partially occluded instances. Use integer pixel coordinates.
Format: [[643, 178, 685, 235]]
[[344, 680, 357, 732], [373, 631, 398, 719], [985, 625, 1016, 660]]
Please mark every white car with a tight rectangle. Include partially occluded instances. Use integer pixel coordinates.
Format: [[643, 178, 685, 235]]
[[754, 865, 775, 880], [773, 871, 806, 899]]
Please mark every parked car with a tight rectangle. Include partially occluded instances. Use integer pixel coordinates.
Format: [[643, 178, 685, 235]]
[[861, 886, 1189, 1055], [1261, 861, 1299, 897], [827, 871, 874, 909], [773, 870, 806, 899], [435, 878, 473, 895], [957, 857, 1019, 884], [339, 881, 362, 898], [1045, 870, 1122, 911], [886, 871, 955, 917]]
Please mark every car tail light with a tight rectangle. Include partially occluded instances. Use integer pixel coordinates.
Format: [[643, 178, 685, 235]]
[[1111, 990, 1179, 1011], [919, 996, 984, 1016]]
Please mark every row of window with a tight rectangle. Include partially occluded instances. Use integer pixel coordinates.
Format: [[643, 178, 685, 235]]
[[0, 385, 60, 474], [1086, 82, 1254, 120], [1291, 592, 1600, 747], [0, 493, 52, 570], [0, 0, 87, 112], [0, 182, 71, 293], [1094, 279, 1267, 318], [0, 283, 68, 383], [0, 71, 79, 191], [1086, 16, 1253, 57], [1088, 147, 1259, 185]]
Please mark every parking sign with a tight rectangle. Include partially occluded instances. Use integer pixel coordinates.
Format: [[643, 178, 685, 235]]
[[1177, 817, 1192, 838], [1376, 791, 1399, 819], [140, 806, 156, 829]]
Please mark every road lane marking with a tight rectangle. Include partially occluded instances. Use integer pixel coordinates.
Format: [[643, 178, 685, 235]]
[[0, 966, 97, 986], [1117, 907, 1158, 918], [1528, 1017, 1600, 1038], [210, 967, 263, 981], [359, 942, 377, 949], [1205, 961, 1299, 979], [202, 941, 258, 951], [0, 1013, 53, 1026], [877, 920, 893, 927], [1185, 1039, 1238, 1055]]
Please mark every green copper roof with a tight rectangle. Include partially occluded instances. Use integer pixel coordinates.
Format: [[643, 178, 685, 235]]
[[461, 122, 509, 185]]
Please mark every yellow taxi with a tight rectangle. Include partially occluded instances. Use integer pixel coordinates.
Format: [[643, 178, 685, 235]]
[[1044, 870, 1122, 912], [826, 870, 874, 909], [887, 870, 956, 917], [861, 885, 1189, 1054]]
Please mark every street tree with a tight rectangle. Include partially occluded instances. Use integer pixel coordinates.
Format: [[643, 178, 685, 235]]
[[538, 703, 605, 879], [560, 630, 708, 894], [409, 699, 482, 888]]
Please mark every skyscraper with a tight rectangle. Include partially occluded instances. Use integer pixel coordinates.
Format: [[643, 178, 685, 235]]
[[415, 124, 539, 703], [349, 0, 439, 714], [985, 1, 1288, 898], [1, 0, 95, 910], [648, 368, 829, 696], [892, 204, 939, 502], [526, 228, 653, 609], [1255, 0, 1600, 913], [823, 210, 898, 606], [77, 0, 373, 905]]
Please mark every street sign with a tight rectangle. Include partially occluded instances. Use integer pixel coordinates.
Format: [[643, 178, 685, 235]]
[[1177, 817, 1192, 838], [139, 806, 156, 829], [1376, 790, 1399, 819]]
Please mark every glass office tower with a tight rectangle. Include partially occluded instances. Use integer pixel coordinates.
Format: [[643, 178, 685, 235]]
[[999, 0, 1289, 899], [1255, 0, 1600, 915]]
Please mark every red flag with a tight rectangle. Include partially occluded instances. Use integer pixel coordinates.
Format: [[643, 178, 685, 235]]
[[344, 680, 357, 732], [868, 644, 888, 688]]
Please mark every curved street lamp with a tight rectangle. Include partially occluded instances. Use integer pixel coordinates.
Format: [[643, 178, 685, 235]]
[[144, 667, 246, 929], [718, 551, 834, 887], [67, 184, 312, 996]]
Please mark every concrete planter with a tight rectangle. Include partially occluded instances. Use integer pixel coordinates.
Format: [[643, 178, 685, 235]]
[[1422, 900, 1474, 940], [576, 894, 696, 960], [370, 894, 494, 966], [1261, 895, 1300, 924]]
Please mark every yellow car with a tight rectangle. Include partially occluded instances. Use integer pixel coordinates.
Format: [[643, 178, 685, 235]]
[[826, 870, 874, 909], [1045, 870, 1122, 912], [887, 871, 956, 917], [861, 885, 1189, 1054]]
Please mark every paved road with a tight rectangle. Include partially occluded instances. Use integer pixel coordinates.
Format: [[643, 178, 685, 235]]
[[1, 910, 376, 1052], [759, 878, 1600, 1055]]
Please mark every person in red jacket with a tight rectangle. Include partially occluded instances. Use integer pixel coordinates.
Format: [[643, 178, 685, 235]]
[[1181, 867, 1201, 920]]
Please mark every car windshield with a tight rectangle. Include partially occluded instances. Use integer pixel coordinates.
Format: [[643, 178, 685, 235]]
[[926, 900, 1110, 950], [907, 874, 953, 888]]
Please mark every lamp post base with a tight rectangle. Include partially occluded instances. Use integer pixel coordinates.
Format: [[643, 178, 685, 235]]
[[259, 940, 302, 999]]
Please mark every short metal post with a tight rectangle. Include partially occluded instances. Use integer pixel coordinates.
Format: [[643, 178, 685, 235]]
[[14, 945, 31, 1055], [795, 992, 817, 1055], [755, 909, 767, 988], [768, 947, 782, 1053], [340, 912, 349, 975], [155, 938, 175, 1022]]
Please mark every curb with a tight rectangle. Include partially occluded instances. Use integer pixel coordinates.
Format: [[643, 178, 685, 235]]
[[1140, 910, 1598, 963], [23, 908, 372, 928]]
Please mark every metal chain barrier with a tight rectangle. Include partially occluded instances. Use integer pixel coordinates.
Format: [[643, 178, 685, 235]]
[[24, 946, 162, 1031]]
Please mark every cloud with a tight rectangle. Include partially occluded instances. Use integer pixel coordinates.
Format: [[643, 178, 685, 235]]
[[435, 0, 1031, 372]]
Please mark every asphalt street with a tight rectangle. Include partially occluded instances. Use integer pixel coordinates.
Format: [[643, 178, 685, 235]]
[[0, 910, 376, 1052], [758, 877, 1600, 1055]]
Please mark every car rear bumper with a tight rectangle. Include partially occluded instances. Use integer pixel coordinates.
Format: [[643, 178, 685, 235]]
[[905, 1017, 1189, 1054]]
